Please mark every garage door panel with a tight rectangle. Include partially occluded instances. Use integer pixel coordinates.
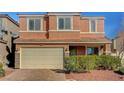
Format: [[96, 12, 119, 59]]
[[21, 64, 63, 69], [20, 48, 63, 69]]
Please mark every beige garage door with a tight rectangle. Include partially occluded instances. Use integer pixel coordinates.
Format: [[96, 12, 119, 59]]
[[20, 48, 64, 69]]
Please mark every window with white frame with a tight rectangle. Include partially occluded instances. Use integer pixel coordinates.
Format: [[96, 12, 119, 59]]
[[28, 18, 41, 31], [90, 20, 97, 32], [58, 16, 72, 30]]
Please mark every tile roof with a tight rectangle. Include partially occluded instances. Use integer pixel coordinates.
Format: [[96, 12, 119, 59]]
[[14, 37, 111, 44]]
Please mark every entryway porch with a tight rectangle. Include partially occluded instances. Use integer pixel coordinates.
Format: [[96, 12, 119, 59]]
[[69, 43, 106, 56]]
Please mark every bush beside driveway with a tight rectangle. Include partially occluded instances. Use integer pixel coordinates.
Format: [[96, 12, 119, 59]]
[[64, 55, 121, 73]]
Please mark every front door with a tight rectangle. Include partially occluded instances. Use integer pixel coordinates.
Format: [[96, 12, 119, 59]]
[[69, 46, 77, 56]]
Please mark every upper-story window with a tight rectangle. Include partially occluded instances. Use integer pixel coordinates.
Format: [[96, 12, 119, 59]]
[[28, 18, 41, 31], [58, 16, 72, 30], [89, 20, 97, 32]]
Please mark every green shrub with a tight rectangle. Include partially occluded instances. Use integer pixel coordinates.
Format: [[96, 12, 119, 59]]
[[0, 62, 5, 77], [118, 67, 124, 74], [64, 55, 121, 73], [64, 55, 97, 72], [78, 55, 97, 72], [96, 55, 121, 70], [64, 56, 81, 72], [0, 62, 3, 69], [0, 68, 5, 76]]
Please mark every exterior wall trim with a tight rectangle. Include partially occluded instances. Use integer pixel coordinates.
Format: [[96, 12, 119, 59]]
[[80, 32, 104, 34], [49, 30, 80, 32], [15, 42, 112, 44], [48, 12, 80, 15], [81, 17, 105, 20], [20, 31, 46, 32], [18, 15, 46, 17]]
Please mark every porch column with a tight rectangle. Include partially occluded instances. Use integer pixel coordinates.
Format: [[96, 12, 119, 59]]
[[105, 44, 111, 55], [64, 45, 69, 56], [85, 45, 87, 55]]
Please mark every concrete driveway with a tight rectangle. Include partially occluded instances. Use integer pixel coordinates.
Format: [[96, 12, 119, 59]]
[[1, 69, 66, 81]]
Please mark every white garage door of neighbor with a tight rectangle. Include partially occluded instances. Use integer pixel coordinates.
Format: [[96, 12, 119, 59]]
[[20, 48, 64, 69]]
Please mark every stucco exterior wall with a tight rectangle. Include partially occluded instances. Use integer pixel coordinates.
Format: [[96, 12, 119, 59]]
[[19, 32, 47, 39], [1, 17, 19, 53], [0, 41, 7, 65], [4, 18, 19, 32], [48, 15, 80, 31], [19, 16, 46, 32], [19, 15, 105, 40], [80, 19, 89, 32], [97, 19, 104, 32], [19, 16, 27, 31], [104, 44, 111, 54], [49, 31, 80, 40], [80, 33, 104, 38], [80, 18, 104, 33]]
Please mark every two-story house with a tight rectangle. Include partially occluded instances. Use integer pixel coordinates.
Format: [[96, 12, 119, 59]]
[[0, 14, 19, 68], [15, 12, 111, 69]]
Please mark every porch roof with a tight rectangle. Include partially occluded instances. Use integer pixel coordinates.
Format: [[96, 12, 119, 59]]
[[14, 37, 111, 44]]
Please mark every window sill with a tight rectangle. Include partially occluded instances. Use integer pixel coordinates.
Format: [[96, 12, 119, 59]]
[[49, 30, 80, 32], [20, 31, 46, 32]]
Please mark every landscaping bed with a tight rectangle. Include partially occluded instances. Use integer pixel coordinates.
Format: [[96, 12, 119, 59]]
[[64, 55, 124, 81], [64, 55, 122, 72], [66, 70, 124, 81], [0, 61, 15, 79], [0, 68, 15, 79]]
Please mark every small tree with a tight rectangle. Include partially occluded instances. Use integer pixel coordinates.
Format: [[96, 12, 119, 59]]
[[116, 33, 124, 66], [0, 56, 5, 76], [118, 40, 124, 61]]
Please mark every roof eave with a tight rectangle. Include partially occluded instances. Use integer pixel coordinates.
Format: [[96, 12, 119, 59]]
[[14, 41, 112, 44], [17, 14, 46, 17]]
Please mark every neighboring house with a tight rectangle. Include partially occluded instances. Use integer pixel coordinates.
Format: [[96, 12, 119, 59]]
[[0, 40, 7, 68], [113, 32, 124, 57], [0, 14, 19, 67], [111, 32, 124, 54], [14, 12, 111, 69], [116, 32, 124, 54], [111, 31, 124, 64]]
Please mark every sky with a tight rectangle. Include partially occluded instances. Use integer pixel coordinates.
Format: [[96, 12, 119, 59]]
[[0, 12, 123, 39]]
